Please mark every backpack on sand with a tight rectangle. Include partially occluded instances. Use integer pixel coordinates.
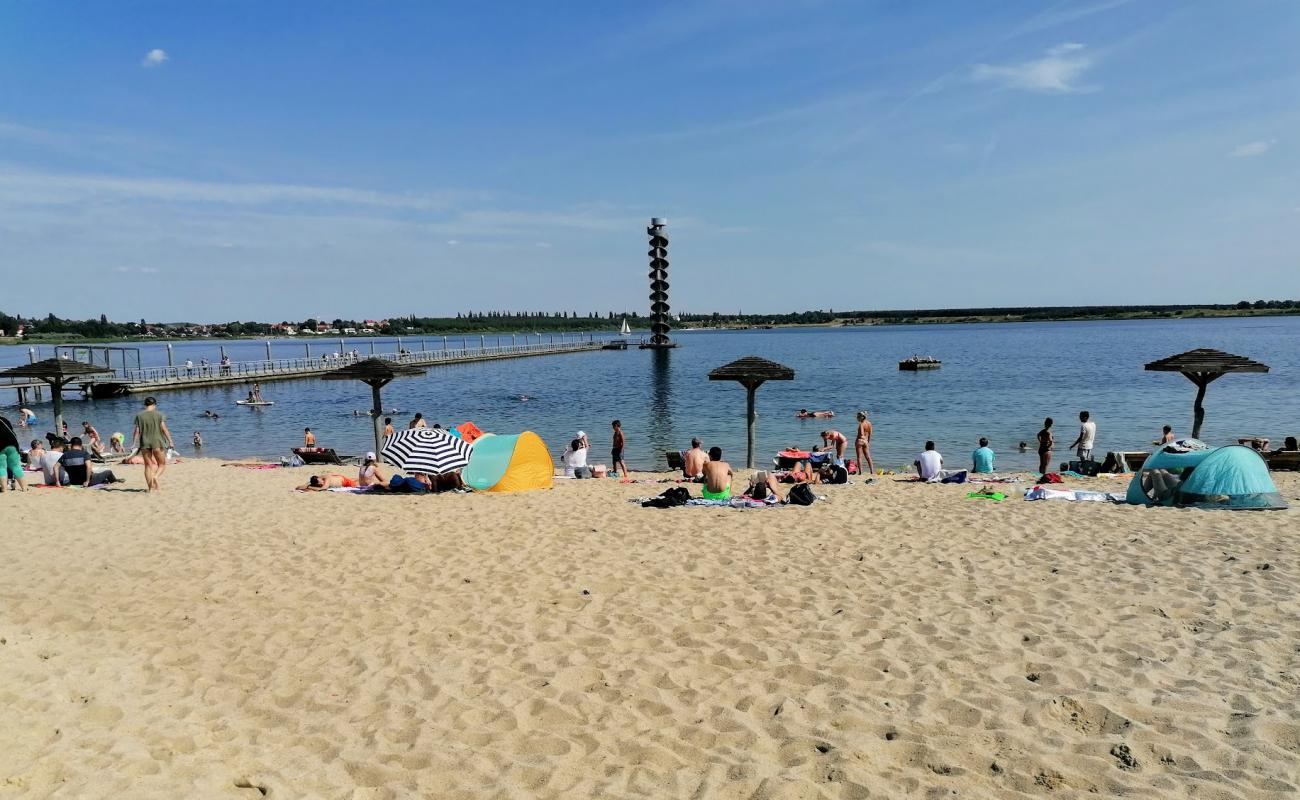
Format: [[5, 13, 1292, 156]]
[[786, 483, 816, 506]]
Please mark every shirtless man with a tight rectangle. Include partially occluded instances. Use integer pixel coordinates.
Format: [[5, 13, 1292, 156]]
[[701, 447, 733, 500], [682, 438, 709, 479], [297, 473, 357, 491], [854, 411, 874, 474], [821, 429, 848, 463]]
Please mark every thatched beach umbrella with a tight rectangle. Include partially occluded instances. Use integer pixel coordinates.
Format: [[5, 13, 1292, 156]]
[[321, 358, 427, 456], [1144, 348, 1269, 439], [709, 356, 795, 468], [0, 358, 111, 438]]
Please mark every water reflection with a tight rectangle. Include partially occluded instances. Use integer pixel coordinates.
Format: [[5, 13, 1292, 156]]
[[646, 349, 675, 459]]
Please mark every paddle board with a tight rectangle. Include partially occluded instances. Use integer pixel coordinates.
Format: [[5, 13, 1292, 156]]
[[236, 400, 275, 406]]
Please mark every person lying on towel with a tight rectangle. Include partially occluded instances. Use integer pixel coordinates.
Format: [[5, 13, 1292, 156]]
[[297, 473, 358, 491]]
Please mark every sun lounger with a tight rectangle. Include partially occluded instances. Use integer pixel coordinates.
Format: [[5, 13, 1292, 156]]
[[292, 447, 343, 465], [1265, 451, 1300, 471], [1100, 451, 1148, 473]]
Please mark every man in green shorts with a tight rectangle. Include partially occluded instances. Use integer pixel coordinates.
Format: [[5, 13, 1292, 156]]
[[701, 446, 732, 499], [131, 396, 174, 492]]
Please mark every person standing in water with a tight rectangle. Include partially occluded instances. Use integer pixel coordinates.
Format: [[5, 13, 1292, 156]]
[[854, 411, 874, 475], [131, 396, 174, 492], [1037, 417, 1054, 475], [611, 420, 627, 477]]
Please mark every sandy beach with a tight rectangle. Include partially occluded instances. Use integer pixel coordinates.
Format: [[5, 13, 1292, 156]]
[[2, 460, 1297, 799]]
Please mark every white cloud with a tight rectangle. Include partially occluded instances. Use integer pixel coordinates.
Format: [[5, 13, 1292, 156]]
[[972, 43, 1095, 93], [0, 166, 459, 211], [141, 49, 169, 68], [1228, 139, 1276, 158]]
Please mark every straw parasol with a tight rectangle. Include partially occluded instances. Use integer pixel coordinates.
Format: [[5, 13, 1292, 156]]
[[321, 358, 428, 456], [1144, 348, 1269, 439], [0, 358, 112, 438], [708, 356, 796, 468]]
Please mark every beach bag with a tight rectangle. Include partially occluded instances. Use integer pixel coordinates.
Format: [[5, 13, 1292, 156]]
[[787, 483, 816, 506]]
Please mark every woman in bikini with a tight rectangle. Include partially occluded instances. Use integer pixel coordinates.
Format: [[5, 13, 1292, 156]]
[[854, 411, 874, 474], [1037, 417, 1054, 475]]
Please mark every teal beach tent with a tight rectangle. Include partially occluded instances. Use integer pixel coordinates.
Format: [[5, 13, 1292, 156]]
[[1126, 444, 1286, 510]]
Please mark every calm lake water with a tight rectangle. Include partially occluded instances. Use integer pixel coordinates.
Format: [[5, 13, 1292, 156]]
[[3, 317, 1298, 471]]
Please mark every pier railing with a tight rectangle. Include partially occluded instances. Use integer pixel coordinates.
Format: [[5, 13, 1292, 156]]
[[116, 340, 602, 385]]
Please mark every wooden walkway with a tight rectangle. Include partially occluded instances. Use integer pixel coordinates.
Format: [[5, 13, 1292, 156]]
[[5, 340, 608, 399]]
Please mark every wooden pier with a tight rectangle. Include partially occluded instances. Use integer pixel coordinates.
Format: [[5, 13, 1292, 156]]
[[4, 339, 609, 402]]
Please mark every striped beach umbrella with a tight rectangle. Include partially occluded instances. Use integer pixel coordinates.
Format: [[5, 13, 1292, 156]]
[[382, 428, 473, 475]]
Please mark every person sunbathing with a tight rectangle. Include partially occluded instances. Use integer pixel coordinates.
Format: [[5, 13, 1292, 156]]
[[298, 473, 358, 491], [747, 470, 783, 500], [701, 447, 732, 499], [682, 438, 708, 479]]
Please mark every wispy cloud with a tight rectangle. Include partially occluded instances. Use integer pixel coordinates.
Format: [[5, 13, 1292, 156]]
[[141, 49, 169, 68], [0, 166, 461, 211], [972, 43, 1096, 93], [1228, 139, 1276, 158]]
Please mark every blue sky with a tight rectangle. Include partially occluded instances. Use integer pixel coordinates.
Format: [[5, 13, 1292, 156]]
[[1, 0, 1297, 322]]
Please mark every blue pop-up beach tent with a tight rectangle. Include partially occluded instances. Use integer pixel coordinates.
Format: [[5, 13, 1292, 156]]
[[1126, 444, 1286, 510]]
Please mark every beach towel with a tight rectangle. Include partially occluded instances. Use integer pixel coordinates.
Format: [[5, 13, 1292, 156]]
[[1024, 486, 1125, 502], [966, 490, 1006, 501]]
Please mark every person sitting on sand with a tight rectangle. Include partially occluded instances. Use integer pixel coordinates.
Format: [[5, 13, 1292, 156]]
[[915, 441, 947, 482], [298, 473, 358, 491], [40, 440, 69, 486], [357, 453, 387, 487], [971, 437, 995, 473], [110, 432, 127, 454], [821, 429, 847, 462], [682, 438, 709, 479], [27, 439, 46, 467], [60, 437, 120, 487], [701, 447, 732, 500], [818, 462, 848, 484], [560, 438, 589, 478]]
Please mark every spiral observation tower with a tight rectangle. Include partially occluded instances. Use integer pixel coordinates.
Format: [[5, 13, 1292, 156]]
[[639, 217, 678, 350]]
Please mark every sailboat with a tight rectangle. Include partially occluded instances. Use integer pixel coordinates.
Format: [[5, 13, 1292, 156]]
[[619, 318, 631, 337]]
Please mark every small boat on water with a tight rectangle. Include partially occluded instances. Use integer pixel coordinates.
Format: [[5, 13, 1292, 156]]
[[619, 318, 632, 337], [898, 355, 942, 371]]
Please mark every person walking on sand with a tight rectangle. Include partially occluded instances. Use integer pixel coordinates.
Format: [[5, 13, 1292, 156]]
[[1070, 411, 1096, 462], [821, 429, 848, 463], [131, 396, 174, 492], [1037, 417, 1054, 475], [304, 428, 316, 447], [0, 414, 27, 492], [854, 411, 874, 474], [611, 420, 628, 477]]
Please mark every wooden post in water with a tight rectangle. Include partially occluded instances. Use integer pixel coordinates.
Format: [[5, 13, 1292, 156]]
[[166, 344, 174, 367]]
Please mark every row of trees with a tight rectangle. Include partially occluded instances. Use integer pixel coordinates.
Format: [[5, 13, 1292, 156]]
[[7, 300, 1300, 340]]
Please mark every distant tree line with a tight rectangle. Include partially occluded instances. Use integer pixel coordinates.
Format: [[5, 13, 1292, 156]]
[[4, 300, 1298, 341]]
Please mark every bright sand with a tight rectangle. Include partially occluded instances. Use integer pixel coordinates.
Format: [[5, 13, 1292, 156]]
[[1, 461, 1297, 799]]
